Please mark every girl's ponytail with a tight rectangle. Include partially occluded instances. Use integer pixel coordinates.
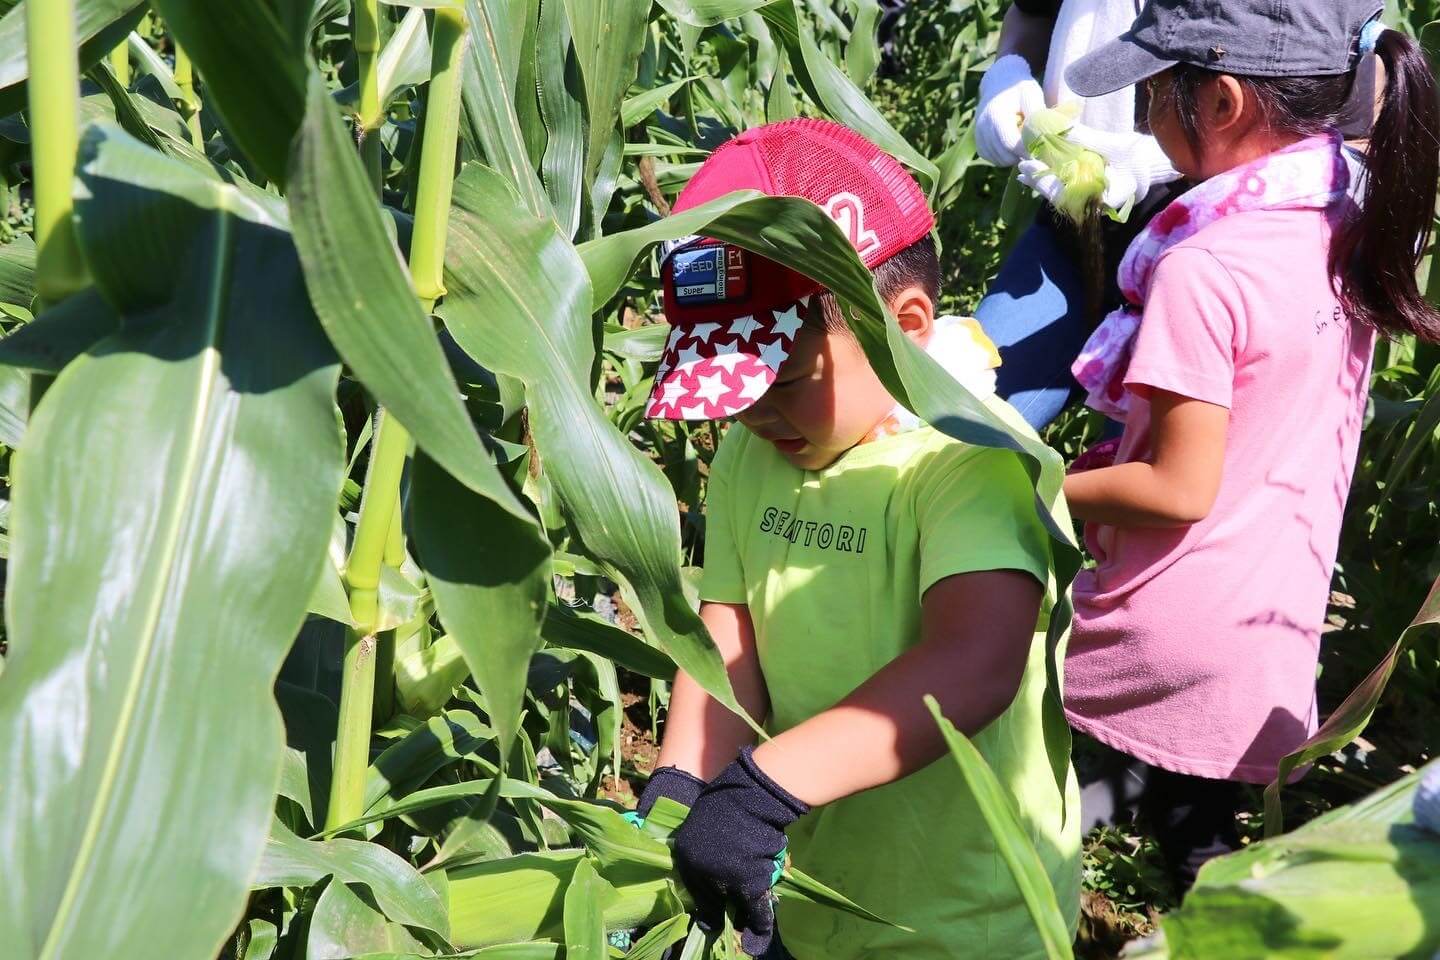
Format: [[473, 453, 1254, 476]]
[[1336, 29, 1440, 340]]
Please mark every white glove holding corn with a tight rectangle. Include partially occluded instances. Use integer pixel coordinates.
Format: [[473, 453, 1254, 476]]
[[1019, 122, 1181, 213], [975, 54, 1048, 167]]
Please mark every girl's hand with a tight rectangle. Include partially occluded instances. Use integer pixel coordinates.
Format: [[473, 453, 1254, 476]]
[[976, 55, 1049, 167], [1063, 390, 1227, 527], [1062, 125, 1182, 207]]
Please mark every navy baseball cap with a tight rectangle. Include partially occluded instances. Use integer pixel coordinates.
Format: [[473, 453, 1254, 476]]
[[1068, 0, 1385, 97]]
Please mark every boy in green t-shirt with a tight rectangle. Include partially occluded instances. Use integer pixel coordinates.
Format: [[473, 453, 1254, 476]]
[[637, 119, 1080, 960]]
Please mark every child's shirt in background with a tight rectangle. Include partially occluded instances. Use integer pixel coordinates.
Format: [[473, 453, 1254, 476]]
[[1067, 208, 1376, 783], [701, 415, 1080, 960]]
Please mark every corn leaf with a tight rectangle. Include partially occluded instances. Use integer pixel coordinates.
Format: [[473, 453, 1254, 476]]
[[653, 0, 770, 25], [535, 0, 584, 237], [364, 710, 497, 814], [460, 0, 552, 220], [563, 0, 649, 227], [1265, 573, 1440, 835], [256, 819, 449, 939], [308, 877, 429, 960], [150, 0, 309, 185], [438, 163, 756, 731], [927, 697, 1074, 959], [626, 914, 692, 960], [0, 123, 343, 960], [412, 450, 549, 766], [542, 603, 677, 680], [562, 858, 609, 960]]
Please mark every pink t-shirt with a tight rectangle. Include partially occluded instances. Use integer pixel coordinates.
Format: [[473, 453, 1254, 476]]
[[1066, 208, 1375, 783]]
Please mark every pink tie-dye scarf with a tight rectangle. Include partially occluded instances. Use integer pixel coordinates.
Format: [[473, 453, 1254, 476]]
[[1072, 132, 1355, 420]]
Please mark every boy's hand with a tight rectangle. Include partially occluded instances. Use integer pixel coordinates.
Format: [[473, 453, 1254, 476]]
[[633, 765, 707, 821], [672, 747, 809, 956]]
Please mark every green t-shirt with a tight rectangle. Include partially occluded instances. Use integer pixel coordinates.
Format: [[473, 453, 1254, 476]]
[[700, 415, 1081, 960]]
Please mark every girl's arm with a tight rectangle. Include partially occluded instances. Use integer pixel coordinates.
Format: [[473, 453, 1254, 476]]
[[1064, 389, 1229, 527], [748, 568, 1042, 807], [999, 3, 1058, 74], [655, 601, 770, 780]]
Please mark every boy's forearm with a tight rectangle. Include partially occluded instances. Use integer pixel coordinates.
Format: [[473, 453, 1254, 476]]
[[655, 602, 770, 780], [752, 570, 1039, 807]]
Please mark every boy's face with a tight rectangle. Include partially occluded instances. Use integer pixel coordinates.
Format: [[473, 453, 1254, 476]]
[[735, 299, 909, 471]]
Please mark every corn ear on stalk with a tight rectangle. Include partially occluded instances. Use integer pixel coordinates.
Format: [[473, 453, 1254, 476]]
[[1021, 102, 1111, 223]]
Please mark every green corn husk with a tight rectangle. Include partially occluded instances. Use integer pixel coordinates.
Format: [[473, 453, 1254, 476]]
[[1021, 103, 1113, 224]]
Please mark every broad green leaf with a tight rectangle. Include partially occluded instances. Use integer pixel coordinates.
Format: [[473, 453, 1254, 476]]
[[0, 0, 147, 117], [536, 0, 584, 237], [308, 876, 429, 960], [255, 819, 449, 938], [288, 72, 536, 524], [279, 748, 317, 831], [563, 0, 649, 227], [364, 710, 497, 813], [578, 190, 1079, 795], [460, 0, 551, 219], [0, 231, 35, 309], [514, 0, 546, 168], [926, 697, 1074, 960], [627, 914, 692, 960], [448, 850, 677, 947], [86, 59, 168, 155], [412, 450, 550, 766], [844, 0, 882, 88], [653, 0, 769, 25], [0, 124, 343, 960], [150, 0, 309, 185], [542, 602, 677, 680], [1265, 573, 1440, 834], [356, 947, 562, 960], [438, 164, 754, 730], [563, 858, 608, 960], [396, 632, 473, 718], [620, 76, 698, 128], [127, 30, 185, 105], [758, 0, 939, 193], [242, 918, 279, 960]]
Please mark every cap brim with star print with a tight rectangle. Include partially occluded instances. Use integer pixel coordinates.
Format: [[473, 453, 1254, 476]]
[[645, 118, 935, 422]]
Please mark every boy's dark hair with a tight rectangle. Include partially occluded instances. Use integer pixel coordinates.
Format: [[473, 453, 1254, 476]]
[[1163, 29, 1440, 341], [811, 234, 941, 333]]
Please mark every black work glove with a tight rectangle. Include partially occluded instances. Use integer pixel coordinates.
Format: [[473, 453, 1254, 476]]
[[634, 765, 707, 820], [672, 747, 810, 957]]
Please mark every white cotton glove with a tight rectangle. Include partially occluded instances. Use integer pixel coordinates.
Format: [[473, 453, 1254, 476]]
[[1064, 123, 1181, 208], [975, 54, 1048, 168], [1017, 124, 1180, 215]]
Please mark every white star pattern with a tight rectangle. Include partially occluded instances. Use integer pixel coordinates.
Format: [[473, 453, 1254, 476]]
[[727, 314, 761, 341], [757, 337, 789, 372], [770, 303, 805, 340], [657, 378, 688, 410], [738, 370, 772, 401], [689, 322, 721, 344], [693, 372, 729, 405], [680, 400, 710, 419], [709, 342, 749, 372], [665, 326, 686, 351]]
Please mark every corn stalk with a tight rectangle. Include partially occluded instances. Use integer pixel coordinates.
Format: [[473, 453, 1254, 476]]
[[172, 42, 204, 148], [326, 3, 469, 834], [25, 0, 87, 308]]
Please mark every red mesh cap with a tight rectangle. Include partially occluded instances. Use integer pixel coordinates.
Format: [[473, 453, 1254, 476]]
[[648, 119, 933, 421]]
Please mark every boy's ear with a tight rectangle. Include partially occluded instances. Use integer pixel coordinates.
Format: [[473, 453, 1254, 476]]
[[890, 285, 935, 344]]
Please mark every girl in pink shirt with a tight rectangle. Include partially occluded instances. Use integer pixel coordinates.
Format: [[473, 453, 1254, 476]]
[[1050, 0, 1440, 891]]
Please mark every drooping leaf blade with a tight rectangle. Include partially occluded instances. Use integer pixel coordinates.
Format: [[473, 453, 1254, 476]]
[[412, 450, 549, 766]]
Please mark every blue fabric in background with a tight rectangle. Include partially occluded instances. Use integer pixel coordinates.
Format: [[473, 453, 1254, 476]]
[[975, 216, 1093, 432]]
